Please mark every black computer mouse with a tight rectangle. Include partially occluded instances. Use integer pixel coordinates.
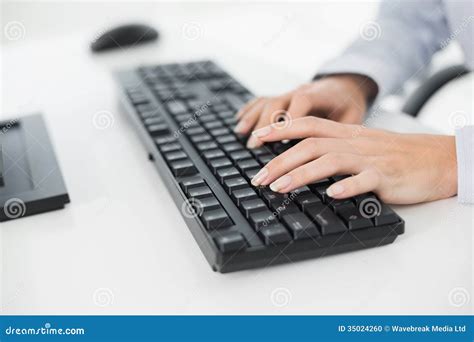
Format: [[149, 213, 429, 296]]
[[91, 24, 159, 52]]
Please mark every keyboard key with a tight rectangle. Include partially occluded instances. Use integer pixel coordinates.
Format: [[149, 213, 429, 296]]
[[216, 167, 240, 182], [216, 135, 237, 144], [240, 199, 267, 218], [144, 116, 164, 125], [209, 157, 232, 172], [210, 128, 230, 137], [223, 177, 248, 194], [237, 159, 260, 173], [190, 134, 211, 143], [231, 187, 258, 206], [187, 185, 213, 199], [167, 100, 187, 115], [309, 178, 332, 189], [282, 213, 320, 240], [261, 188, 287, 205], [259, 224, 292, 245], [202, 149, 225, 161], [203, 121, 223, 129], [313, 186, 329, 203], [165, 150, 187, 162], [249, 209, 277, 230], [215, 232, 247, 253], [268, 201, 299, 218], [180, 175, 205, 192], [328, 198, 354, 213], [194, 196, 221, 212], [148, 123, 169, 136], [202, 209, 232, 230], [155, 135, 176, 145], [242, 168, 260, 181], [338, 206, 373, 230], [257, 154, 273, 165], [186, 127, 205, 135], [305, 204, 347, 235], [159, 143, 181, 153], [373, 205, 400, 226], [196, 141, 218, 152], [229, 151, 252, 162], [291, 186, 312, 196], [222, 142, 244, 153], [170, 159, 198, 177]]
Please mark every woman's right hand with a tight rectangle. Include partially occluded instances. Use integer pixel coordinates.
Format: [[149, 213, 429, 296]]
[[234, 73, 378, 148]]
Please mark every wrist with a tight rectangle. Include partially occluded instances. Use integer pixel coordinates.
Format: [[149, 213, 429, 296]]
[[332, 73, 378, 105]]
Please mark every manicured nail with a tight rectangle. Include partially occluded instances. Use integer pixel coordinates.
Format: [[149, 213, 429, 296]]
[[252, 126, 271, 138], [270, 175, 292, 192], [247, 135, 261, 149], [251, 168, 269, 186], [327, 183, 344, 197], [234, 120, 247, 133]]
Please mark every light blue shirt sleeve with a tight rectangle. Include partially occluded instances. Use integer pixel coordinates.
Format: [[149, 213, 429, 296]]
[[315, 0, 473, 204], [316, 0, 452, 98], [455, 126, 474, 204]]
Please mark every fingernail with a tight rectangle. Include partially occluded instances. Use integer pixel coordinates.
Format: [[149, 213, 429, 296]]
[[252, 126, 271, 138], [251, 167, 268, 186], [270, 175, 292, 192], [327, 184, 344, 197], [247, 135, 261, 149], [234, 120, 247, 133]]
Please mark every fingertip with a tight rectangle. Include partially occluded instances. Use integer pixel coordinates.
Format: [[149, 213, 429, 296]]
[[326, 183, 345, 198]]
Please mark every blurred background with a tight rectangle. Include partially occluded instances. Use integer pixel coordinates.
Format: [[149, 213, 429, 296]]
[[1, 0, 472, 132]]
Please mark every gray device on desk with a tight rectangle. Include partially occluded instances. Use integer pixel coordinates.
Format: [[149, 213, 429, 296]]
[[0, 114, 70, 222]]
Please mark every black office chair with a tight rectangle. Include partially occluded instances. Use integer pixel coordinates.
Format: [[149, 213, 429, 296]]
[[402, 64, 471, 117]]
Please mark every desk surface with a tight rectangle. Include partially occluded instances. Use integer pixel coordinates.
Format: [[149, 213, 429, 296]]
[[1, 26, 472, 315]]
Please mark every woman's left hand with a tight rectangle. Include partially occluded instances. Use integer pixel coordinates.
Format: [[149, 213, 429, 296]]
[[250, 117, 457, 204]]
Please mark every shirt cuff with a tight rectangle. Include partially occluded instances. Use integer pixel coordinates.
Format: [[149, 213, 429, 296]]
[[455, 126, 474, 204]]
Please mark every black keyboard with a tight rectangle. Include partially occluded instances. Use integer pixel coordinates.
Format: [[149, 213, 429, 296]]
[[115, 60, 404, 273]]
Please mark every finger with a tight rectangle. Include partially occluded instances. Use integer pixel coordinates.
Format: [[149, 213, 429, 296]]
[[252, 116, 353, 143], [268, 153, 367, 193], [247, 93, 313, 148], [251, 138, 359, 186], [236, 96, 261, 119], [234, 99, 267, 134], [326, 169, 380, 199]]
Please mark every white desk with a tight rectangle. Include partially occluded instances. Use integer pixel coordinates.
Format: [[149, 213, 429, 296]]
[[1, 25, 472, 315]]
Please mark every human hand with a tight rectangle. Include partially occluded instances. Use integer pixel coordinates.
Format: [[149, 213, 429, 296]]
[[235, 74, 377, 148], [250, 117, 457, 204]]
